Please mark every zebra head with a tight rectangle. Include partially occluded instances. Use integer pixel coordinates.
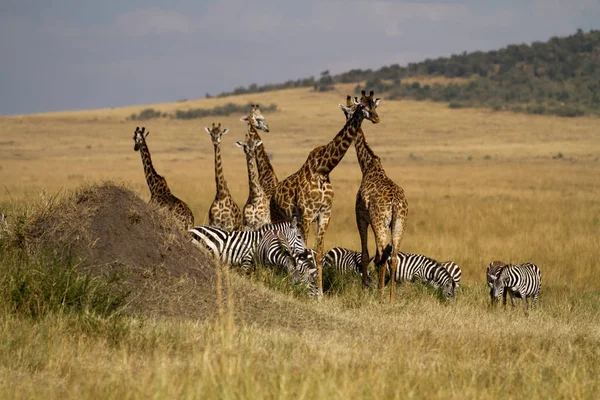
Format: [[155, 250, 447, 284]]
[[294, 248, 317, 283], [491, 266, 511, 302], [486, 260, 505, 289], [442, 280, 457, 300]]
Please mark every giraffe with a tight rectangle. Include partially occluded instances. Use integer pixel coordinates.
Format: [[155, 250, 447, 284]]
[[270, 90, 382, 295], [339, 94, 408, 299], [235, 134, 271, 230], [240, 104, 278, 198], [132, 126, 194, 229], [205, 123, 243, 231]]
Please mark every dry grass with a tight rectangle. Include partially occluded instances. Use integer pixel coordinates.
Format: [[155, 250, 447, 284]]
[[1, 83, 600, 398]]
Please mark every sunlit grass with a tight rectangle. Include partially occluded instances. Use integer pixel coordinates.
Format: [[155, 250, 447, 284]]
[[0, 83, 599, 398]]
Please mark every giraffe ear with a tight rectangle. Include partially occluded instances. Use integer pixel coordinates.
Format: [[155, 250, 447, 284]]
[[144, 130, 150, 139], [222, 128, 229, 135], [255, 140, 263, 147], [374, 98, 381, 107], [204, 127, 211, 134], [240, 116, 249, 123], [234, 141, 244, 148]]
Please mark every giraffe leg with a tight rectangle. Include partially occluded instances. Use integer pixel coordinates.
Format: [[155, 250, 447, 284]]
[[355, 201, 371, 288], [314, 211, 331, 296], [388, 214, 405, 301], [372, 227, 388, 297]]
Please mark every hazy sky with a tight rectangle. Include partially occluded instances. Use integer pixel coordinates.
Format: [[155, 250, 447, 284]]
[[1, 0, 599, 115]]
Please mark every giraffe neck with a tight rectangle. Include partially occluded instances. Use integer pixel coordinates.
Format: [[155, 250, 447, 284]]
[[248, 125, 278, 192], [244, 149, 264, 200], [315, 110, 365, 175], [138, 140, 169, 196], [213, 142, 230, 196], [354, 128, 379, 175]]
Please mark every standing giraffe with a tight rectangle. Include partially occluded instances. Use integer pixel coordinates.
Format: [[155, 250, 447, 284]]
[[205, 123, 243, 231], [235, 135, 271, 230], [240, 104, 278, 198], [270, 90, 381, 295], [339, 94, 408, 299], [132, 126, 194, 229]]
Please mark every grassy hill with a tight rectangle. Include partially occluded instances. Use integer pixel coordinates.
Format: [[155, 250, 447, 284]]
[[215, 29, 600, 117], [0, 86, 599, 398]]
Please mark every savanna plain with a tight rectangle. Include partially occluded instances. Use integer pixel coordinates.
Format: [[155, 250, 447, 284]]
[[0, 84, 599, 399]]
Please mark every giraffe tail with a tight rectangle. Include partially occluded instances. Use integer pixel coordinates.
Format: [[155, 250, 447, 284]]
[[376, 243, 393, 267]]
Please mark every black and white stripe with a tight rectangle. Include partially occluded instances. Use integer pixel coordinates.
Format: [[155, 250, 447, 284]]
[[257, 220, 307, 256], [323, 247, 374, 283], [421, 264, 457, 299], [388, 252, 438, 283], [189, 225, 258, 269], [438, 261, 461, 287], [387, 252, 456, 298], [491, 262, 541, 311], [254, 229, 299, 276], [189, 219, 312, 276]]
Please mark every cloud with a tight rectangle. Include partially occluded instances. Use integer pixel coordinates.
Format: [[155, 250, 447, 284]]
[[1, 1, 600, 114], [113, 8, 196, 36]]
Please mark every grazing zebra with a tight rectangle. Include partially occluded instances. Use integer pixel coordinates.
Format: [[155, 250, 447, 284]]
[[323, 247, 374, 285], [387, 252, 457, 299], [486, 260, 507, 305], [189, 218, 310, 274], [422, 264, 457, 299], [254, 230, 317, 289], [439, 261, 461, 287], [491, 262, 541, 312]]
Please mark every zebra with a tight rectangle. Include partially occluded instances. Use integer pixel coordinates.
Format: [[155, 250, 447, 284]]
[[421, 263, 457, 299], [254, 230, 317, 290], [486, 260, 507, 305], [189, 220, 317, 291], [387, 252, 457, 298], [491, 262, 541, 312], [189, 219, 302, 265], [438, 261, 461, 287], [323, 247, 374, 286]]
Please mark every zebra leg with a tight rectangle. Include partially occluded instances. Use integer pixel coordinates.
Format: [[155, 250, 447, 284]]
[[241, 253, 254, 274], [531, 293, 538, 310]]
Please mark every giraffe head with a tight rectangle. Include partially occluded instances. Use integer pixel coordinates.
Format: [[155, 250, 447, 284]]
[[133, 126, 150, 151], [235, 137, 263, 156], [240, 104, 270, 133], [204, 122, 229, 145], [338, 90, 381, 124]]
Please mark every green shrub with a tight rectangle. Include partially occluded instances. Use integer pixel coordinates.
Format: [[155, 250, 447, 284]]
[[129, 108, 162, 121], [174, 103, 277, 120], [0, 247, 129, 319]]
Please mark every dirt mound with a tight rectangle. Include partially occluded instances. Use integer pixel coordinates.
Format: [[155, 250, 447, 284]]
[[20, 182, 356, 332], [23, 182, 219, 318]]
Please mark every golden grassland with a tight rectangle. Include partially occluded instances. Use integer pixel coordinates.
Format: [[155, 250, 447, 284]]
[[1, 84, 600, 398]]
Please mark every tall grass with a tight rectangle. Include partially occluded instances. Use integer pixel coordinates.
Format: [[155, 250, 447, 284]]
[[0, 87, 599, 398]]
